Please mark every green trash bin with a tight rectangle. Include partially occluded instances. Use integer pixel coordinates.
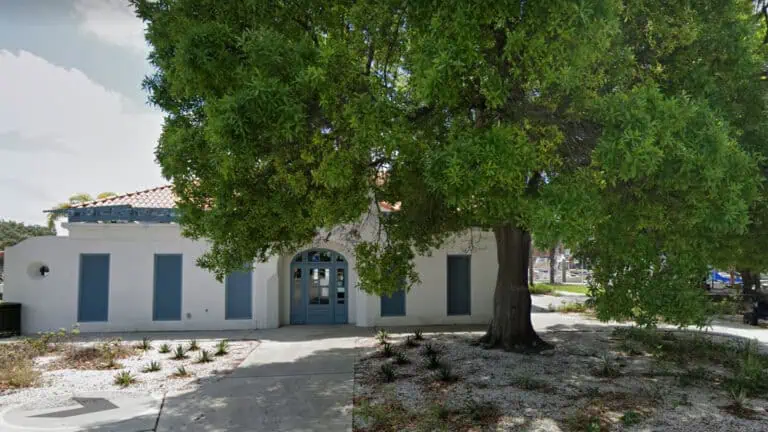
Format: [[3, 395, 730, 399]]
[[0, 302, 21, 337]]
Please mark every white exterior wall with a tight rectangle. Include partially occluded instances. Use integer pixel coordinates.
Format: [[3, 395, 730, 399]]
[[5, 219, 499, 333], [5, 223, 279, 334], [369, 229, 497, 327]]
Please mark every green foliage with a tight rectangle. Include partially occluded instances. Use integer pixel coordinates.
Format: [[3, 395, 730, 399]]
[[378, 363, 395, 383], [137, 337, 152, 351], [403, 336, 418, 348], [215, 340, 229, 356], [133, 0, 768, 328], [196, 349, 213, 363], [113, 371, 136, 387], [393, 350, 409, 365], [413, 329, 424, 341], [621, 410, 642, 427], [142, 361, 162, 373], [380, 342, 395, 358], [172, 365, 190, 377], [188, 339, 200, 351], [375, 330, 389, 346], [0, 220, 53, 250], [158, 343, 171, 354], [172, 345, 187, 360], [436, 364, 458, 383]]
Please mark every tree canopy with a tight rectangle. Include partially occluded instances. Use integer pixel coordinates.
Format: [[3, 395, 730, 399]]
[[134, 0, 768, 347], [0, 220, 53, 251]]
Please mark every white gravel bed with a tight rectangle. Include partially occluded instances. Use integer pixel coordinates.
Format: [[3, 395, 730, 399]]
[[355, 330, 768, 431], [0, 337, 258, 410]]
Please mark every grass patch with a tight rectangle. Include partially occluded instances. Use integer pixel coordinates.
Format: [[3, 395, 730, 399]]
[[0, 344, 40, 389], [61, 339, 134, 370], [614, 327, 768, 400], [567, 392, 655, 432], [510, 374, 551, 391], [530, 284, 589, 295], [556, 302, 589, 313]]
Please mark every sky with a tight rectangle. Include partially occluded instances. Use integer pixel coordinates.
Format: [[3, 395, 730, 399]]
[[0, 0, 165, 225]]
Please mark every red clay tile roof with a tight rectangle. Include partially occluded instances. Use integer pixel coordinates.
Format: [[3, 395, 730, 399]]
[[70, 185, 176, 209], [68, 184, 400, 212]]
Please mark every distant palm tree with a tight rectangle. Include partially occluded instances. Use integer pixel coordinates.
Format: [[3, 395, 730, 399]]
[[47, 192, 117, 230]]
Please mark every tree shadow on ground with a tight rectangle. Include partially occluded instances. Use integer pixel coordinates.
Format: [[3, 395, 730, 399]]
[[61, 320, 768, 431]]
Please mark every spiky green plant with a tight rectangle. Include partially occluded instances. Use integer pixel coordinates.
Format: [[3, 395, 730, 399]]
[[158, 343, 171, 354], [172, 345, 188, 360], [197, 349, 213, 363], [215, 340, 229, 356], [188, 339, 200, 351], [142, 360, 162, 373], [113, 371, 136, 387]]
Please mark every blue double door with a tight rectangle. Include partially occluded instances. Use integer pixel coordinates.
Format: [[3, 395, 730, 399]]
[[290, 250, 348, 325]]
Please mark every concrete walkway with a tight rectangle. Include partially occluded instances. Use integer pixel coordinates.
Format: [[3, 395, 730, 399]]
[[155, 326, 371, 432]]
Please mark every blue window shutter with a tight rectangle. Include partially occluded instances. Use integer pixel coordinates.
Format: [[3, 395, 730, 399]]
[[447, 255, 471, 315], [380, 279, 406, 317], [153, 254, 183, 321], [78, 254, 110, 322], [225, 271, 252, 320]]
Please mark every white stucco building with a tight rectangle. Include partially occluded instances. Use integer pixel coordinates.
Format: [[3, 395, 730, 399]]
[[4, 186, 499, 334]]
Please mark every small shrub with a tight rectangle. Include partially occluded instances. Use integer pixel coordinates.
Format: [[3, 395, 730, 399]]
[[113, 371, 136, 387], [188, 339, 200, 351], [98, 338, 133, 369], [437, 364, 458, 383], [137, 336, 152, 351], [413, 329, 424, 340], [0, 357, 40, 389], [197, 349, 213, 363], [172, 365, 190, 377], [379, 363, 396, 383], [381, 342, 395, 358], [556, 302, 588, 313], [215, 340, 229, 356], [512, 374, 550, 390], [678, 366, 710, 387], [425, 353, 441, 370], [393, 351, 409, 365], [375, 329, 390, 345], [142, 361, 162, 373], [403, 335, 418, 348], [621, 410, 642, 426], [158, 343, 171, 354], [723, 387, 760, 419], [421, 342, 439, 358], [593, 353, 620, 378], [462, 398, 501, 424], [172, 345, 188, 360]]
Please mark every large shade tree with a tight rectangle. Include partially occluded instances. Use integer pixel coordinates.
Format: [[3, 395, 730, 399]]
[[133, 0, 765, 349]]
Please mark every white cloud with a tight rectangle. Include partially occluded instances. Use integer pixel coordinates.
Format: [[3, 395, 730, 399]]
[[74, 0, 148, 56], [0, 50, 165, 225]]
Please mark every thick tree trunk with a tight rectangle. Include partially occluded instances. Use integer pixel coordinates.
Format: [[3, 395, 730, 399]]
[[740, 269, 757, 295], [549, 247, 556, 284], [480, 224, 550, 351], [529, 242, 535, 288]]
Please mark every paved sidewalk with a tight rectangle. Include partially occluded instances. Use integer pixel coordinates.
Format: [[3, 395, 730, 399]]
[[156, 326, 371, 432]]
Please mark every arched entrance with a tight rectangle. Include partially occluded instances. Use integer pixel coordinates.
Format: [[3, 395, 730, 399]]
[[289, 249, 348, 324]]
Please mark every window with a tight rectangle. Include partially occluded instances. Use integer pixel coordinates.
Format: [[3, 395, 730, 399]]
[[153, 254, 183, 321], [447, 255, 471, 315], [380, 288, 406, 317]]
